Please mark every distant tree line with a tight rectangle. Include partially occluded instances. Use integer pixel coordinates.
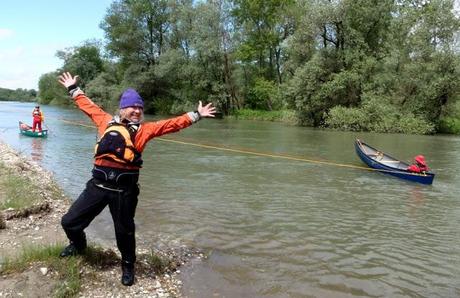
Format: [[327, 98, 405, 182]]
[[0, 87, 37, 102], [37, 0, 460, 134]]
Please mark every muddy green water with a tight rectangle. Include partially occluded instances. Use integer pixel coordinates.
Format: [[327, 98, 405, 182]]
[[1, 101, 459, 297]]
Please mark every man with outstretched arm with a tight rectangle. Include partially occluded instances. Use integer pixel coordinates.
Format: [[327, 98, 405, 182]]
[[58, 72, 216, 286]]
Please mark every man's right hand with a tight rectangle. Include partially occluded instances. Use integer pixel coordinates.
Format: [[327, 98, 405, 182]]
[[58, 72, 79, 89]]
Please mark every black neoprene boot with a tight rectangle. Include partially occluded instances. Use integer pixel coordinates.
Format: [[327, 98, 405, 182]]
[[60, 231, 87, 257], [59, 242, 86, 257], [121, 261, 135, 286]]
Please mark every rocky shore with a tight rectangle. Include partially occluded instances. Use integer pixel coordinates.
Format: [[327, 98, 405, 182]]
[[0, 141, 204, 297]]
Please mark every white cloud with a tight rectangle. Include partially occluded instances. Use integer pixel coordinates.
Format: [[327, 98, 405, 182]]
[[0, 28, 14, 40], [0, 43, 64, 90]]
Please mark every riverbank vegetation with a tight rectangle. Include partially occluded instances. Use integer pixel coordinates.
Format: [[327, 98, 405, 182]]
[[1, 244, 83, 297], [0, 164, 42, 210], [0, 156, 62, 212], [229, 109, 299, 124], [0, 243, 174, 298], [36, 0, 460, 134], [0, 87, 36, 102]]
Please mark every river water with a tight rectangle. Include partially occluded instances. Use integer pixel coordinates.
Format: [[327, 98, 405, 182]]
[[1, 101, 459, 297]]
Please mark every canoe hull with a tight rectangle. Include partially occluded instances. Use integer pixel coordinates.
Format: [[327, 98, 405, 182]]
[[355, 139, 434, 185], [19, 121, 48, 138]]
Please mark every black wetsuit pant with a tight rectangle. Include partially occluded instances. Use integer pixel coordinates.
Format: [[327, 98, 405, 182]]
[[61, 178, 139, 263]]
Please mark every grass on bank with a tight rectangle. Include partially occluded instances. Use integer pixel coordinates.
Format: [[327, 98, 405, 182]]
[[0, 243, 176, 298], [0, 160, 62, 211], [1, 244, 122, 298], [147, 250, 173, 274], [0, 164, 43, 210], [1, 244, 82, 298]]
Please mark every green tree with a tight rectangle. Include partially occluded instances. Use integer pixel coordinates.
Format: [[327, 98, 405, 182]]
[[189, 1, 236, 112], [101, 0, 170, 69], [38, 72, 67, 105], [283, 0, 460, 130], [34, 0, 460, 134], [389, 0, 460, 123], [56, 41, 105, 88], [233, 0, 296, 82], [0, 87, 37, 102]]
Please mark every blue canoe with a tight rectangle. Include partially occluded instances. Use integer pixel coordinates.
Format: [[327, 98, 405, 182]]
[[355, 139, 434, 185], [19, 121, 48, 138]]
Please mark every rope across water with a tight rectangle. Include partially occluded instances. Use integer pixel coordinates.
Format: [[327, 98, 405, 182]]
[[56, 117, 428, 177]]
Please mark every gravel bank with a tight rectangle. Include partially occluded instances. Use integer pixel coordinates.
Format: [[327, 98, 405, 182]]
[[0, 140, 204, 297]]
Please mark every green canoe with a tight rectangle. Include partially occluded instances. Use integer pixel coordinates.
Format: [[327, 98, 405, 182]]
[[19, 121, 48, 138]]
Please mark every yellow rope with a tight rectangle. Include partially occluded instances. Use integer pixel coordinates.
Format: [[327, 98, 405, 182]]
[[59, 118, 95, 128], [157, 137, 370, 169], [54, 117, 429, 177], [156, 137, 430, 176]]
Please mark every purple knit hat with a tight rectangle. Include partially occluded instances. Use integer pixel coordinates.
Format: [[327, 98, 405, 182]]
[[119, 88, 144, 109]]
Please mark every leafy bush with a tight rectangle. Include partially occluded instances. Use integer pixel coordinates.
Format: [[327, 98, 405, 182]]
[[284, 53, 332, 126], [231, 109, 299, 124], [85, 72, 123, 111], [169, 100, 195, 115], [438, 117, 460, 134], [245, 78, 282, 110], [397, 116, 435, 134], [38, 72, 68, 105], [324, 106, 367, 131], [437, 100, 460, 134], [325, 94, 435, 134]]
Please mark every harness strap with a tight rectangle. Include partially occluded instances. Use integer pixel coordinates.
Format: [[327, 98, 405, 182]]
[[92, 165, 139, 186], [95, 183, 124, 192]]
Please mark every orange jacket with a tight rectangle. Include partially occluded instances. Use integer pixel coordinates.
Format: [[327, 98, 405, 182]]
[[407, 164, 428, 173], [32, 109, 43, 122], [73, 92, 193, 169]]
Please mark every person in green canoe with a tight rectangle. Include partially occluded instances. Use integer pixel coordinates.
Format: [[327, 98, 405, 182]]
[[32, 105, 44, 132]]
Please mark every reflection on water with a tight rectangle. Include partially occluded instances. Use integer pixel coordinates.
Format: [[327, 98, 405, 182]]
[[408, 186, 425, 212], [30, 138, 44, 162], [1, 101, 460, 298]]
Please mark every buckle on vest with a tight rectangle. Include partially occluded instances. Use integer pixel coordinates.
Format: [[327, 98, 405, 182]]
[[108, 171, 116, 180]]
